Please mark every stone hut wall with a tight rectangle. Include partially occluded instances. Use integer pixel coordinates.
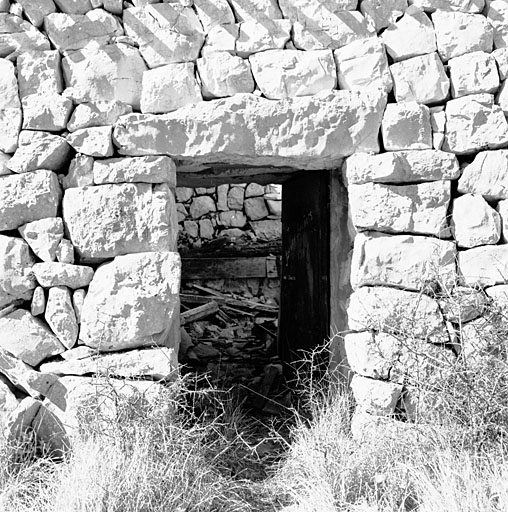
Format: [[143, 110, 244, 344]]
[[1, 0, 508, 445]]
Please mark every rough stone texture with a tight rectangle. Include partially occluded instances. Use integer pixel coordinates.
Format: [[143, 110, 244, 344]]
[[334, 37, 393, 92], [5, 397, 41, 443], [351, 232, 457, 291], [459, 246, 508, 286], [193, 0, 235, 32], [62, 44, 147, 110], [16, 0, 56, 27], [67, 101, 132, 133], [229, 0, 282, 21], [496, 79, 508, 115], [72, 288, 85, 323], [21, 94, 73, 132], [32, 262, 94, 289], [190, 196, 216, 218], [493, 48, 508, 80], [54, 0, 93, 13], [0, 235, 36, 308], [113, 90, 387, 170], [140, 63, 202, 114], [0, 108, 21, 153], [438, 286, 489, 323], [348, 181, 451, 236], [382, 102, 432, 151], [236, 20, 291, 57], [197, 53, 254, 99], [432, 11, 493, 61], [360, 0, 408, 32], [0, 58, 21, 110], [443, 94, 508, 154], [67, 126, 114, 158], [45, 286, 78, 350], [0, 309, 64, 366], [18, 217, 64, 262], [0, 152, 11, 176], [0, 171, 61, 231], [245, 197, 269, 221], [0, 14, 50, 58], [250, 50, 336, 100], [31, 286, 46, 316], [123, 4, 205, 68], [63, 184, 176, 262], [201, 24, 238, 56], [80, 252, 180, 352], [351, 374, 402, 415], [60, 154, 94, 189], [409, 0, 484, 12], [451, 194, 502, 248], [487, 1, 508, 49], [93, 156, 176, 186]]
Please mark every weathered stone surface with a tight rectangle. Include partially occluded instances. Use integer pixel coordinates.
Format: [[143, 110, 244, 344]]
[[32, 262, 94, 289], [496, 79, 508, 114], [0, 152, 10, 176], [17, 0, 56, 27], [0, 59, 20, 109], [0, 107, 21, 153], [382, 6, 437, 62], [0, 377, 20, 430], [31, 286, 45, 316], [244, 197, 269, 221], [236, 20, 291, 57], [45, 286, 78, 350], [61, 345, 94, 361], [487, 1, 508, 49], [60, 154, 93, 190], [229, 0, 282, 21], [124, 4, 205, 68], [227, 187, 245, 211], [438, 285, 489, 323], [21, 94, 73, 132], [201, 23, 238, 56], [382, 102, 432, 151], [451, 194, 502, 248], [0, 309, 64, 366], [5, 396, 41, 443], [197, 53, 254, 99], [493, 48, 508, 80], [63, 184, 176, 262], [0, 171, 61, 231], [19, 217, 64, 262], [113, 90, 386, 170], [351, 374, 402, 415], [80, 252, 180, 351], [0, 14, 50, 58], [190, 196, 216, 219], [251, 219, 281, 240], [348, 181, 450, 236], [193, 0, 235, 32], [249, 49, 336, 100], [351, 232, 457, 290], [8, 132, 71, 174], [498, 199, 508, 242], [72, 288, 85, 323], [67, 101, 132, 133], [140, 63, 202, 114], [44, 10, 123, 52], [67, 126, 114, 158], [17, 50, 62, 98], [93, 156, 176, 186], [360, 0, 408, 32], [459, 246, 508, 287], [334, 37, 392, 92], [245, 183, 265, 198], [443, 94, 508, 154], [62, 44, 147, 110], [217, 211, 247, 228], [409, 0, 484, 11], [344, 150, 459, 185], [0, 235, 36, 308], [432, 11, 493, 61], [54, 0, 93, 13], [448, 51, 500, 98]]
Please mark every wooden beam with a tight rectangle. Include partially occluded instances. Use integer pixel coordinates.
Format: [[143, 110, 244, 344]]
[[181, 256, 279, 280], [180, 301, 219, 325]]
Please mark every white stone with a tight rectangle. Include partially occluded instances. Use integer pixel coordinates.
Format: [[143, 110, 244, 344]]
[[193, 0, 235, 32], [448, 51, 500, 98], [382, 5, 437, 62], [251, 219, 281, 240], [409, 0, 484, 11], [5, 397, 41, 444], [451, 194, 501, 248], [55, 239, 74, 264], [80, 252, 181, 352], [348, 181, 450, 236], [60, 154, 94, 190], [245, 197, 269, 221], [227, 186, 244, 210], [124, 5, 205, 68], [16, 50, 62, 98], [432, 11, 493, 61], [18, 217, 64, 262], [493, 48, 508, 79], [63, 184, 177, 262], [443, 94, 508, 154], [236, 20, 291, 57], [140, 63, 202, 114], [458, 246, 508, 287], [382, 102, 432, 151], [0, 14, 50, 58], [487, 1, 508, 49], [16, 0, 56, 27], [0, 377, 19, 430], [61, 345, 93, 361], [67, 101, 132, 132], [228, 0, 282, 21], [495, 79, 508, 114], [62, 44, 147, 110], [266, 200, 281, 216], [32, 262, 94, 289], [351, 232, 457, 291], [351, 374, 402, 415], [72, 289, 85, 323], [0, 108, 21, 153], [175, 187, 194, 203], [390, 52, 449, 104], [54, 0, 92, 13], [45, 286, 78, 350], [246, 183, 265, 198], [438, 286, 489, 323], [0, 171, 61, 231], [0, 59, 20, 110], [21, 94, 73, 132], [31, 286, 45, 316], [217, 211, 246, 228], [497, 199, 508, 242], [199, 219, 214, 239], [201, 24, 238, 56], [334, 37, 392, 92], [197, 53, 254, 99], [430, 106, 446, 131], [0, 152, 10, 176], [67, 126, 114, 158], [360, 0, 408, 32], [190, 196, 216, 219]]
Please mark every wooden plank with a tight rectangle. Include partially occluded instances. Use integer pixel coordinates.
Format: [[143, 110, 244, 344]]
[[179, 239, 282, 258], [266, 256, 279, 278], [180, 293, 278, 314], [181, 257, 278, 279], [180, 301, 219, 325]]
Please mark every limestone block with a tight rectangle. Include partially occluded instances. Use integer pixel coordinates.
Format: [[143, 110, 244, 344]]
[[31, 286, 46, 316], [67, 101, 132, 132], [176, 187, 194, 203], [360, 0, 408, 32], [0, 377, 19, 430], [8, 132, 71, 174], [21, 94, 74, 132], [55, 240, 74, 264], [347, 286, 447, 343], [432, 11, 493, 61], [201, 24, 238, 56], [124, 4, 205, 68], [448, 51, 500, 98], [0, 171, 61, 231], [72, 289, 85, 323], [348, 181, 450, 236], [63, 184, 176, 262], [60, 154, 94, 189], [382, 6, 437, 62], [496, 79, 508, 114], [0, 59, 20, 110], [193, 0, 235, 32], [190, 196, 216, 218], [45, 286, 78, 350], [390, 52, 449, 104], [0, 0, 7, 10], [140, 63, 202, 114], [334, 37, 392, 92], [32, 262, 94, 289], [266, 199, 281, 216], [67, 126, 114, 158], [443, 94, 508, 154], [18, 217, 64, 262], [40, 347, 177, 380], [16, 50, 62, 98], [493, 48, 508, 79], [0, 309, 64, 366], [16, 0, 56, 27], [80, 252, 180, 351], [228, 0, 282, 21], [113, 90, 387, 170], [382, 102, 432, 151], [0, 152, 10, 176], [408, 0, 484, 11], [0, 235, 36, 308], [0, 14, 50, 58], [438, 286, 488, 323], [5, 397, 41, 444], [497, 199, 508, 242], [183, 220, 198, 238], [198, 53, 254, 99], [93, 156, 176, 186], [245, 197, 269, 221], [351, 232, 457, 291], [227, 186, 244, 210], [351, 374, 402, 416], [250, 50, 336, 100], [54, 0, 92, 13], [343, 150, 459, 185], [487, 1, 508, 49], [430, 106, 446, 132], [451, 194, 501, 248], [216, 184, 228, 211], [0, 108, 21, 153], [217, 211, 247, 228], [236, 20, 291, 57], [245, 183, 264, 197], [44, 10, 123, 52], [459, 246, 508, 286], [251, 219, 281, 240], [62, 44, 147, 110]]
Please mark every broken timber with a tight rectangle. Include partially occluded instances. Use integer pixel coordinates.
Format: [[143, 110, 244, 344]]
[[181, 256, 279, 280]]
